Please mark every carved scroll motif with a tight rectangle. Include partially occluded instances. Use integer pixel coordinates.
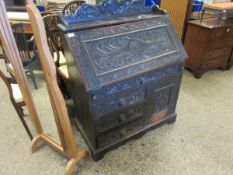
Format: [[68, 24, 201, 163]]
[[85, 27, 173, 74], [64, 0, 154, 24]]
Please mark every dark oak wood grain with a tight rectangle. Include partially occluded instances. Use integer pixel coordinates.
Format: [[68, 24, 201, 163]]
[[184, 18, 233, 78]]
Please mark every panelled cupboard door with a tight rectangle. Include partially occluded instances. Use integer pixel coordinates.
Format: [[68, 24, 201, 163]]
[[161, 0, 189, 38]]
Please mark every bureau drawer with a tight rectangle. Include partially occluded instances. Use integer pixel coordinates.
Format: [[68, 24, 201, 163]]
[[95, 104, 145, 134], [207, 37, 233, 50], [97, 118, 143, 148], [202, 57, 228, 69], [204, 48, 232, 60], [210, 26, 233, 41], [92, 87, 146, 118]]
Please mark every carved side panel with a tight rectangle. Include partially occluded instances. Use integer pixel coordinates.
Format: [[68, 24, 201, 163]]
[[154, 85, 172, 113]]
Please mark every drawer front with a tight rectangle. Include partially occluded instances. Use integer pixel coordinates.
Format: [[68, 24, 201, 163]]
[[210, 26, 233, 41], [95, 104, 145, 134], [202, 57, 228, 69], [92, 87, 147, 118], [208, 37, 233, 50], [97, 118, 143, 148], [204, 48, 232, 60]]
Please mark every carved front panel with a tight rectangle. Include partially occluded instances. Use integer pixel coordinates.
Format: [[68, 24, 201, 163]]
[[78, 18, 166, 41], [154, 85, 173, 113], [68, 17, 181, 89], [90, 65, 180, 100], [97, 118, 143, 148], [84, 27, 174, 75]]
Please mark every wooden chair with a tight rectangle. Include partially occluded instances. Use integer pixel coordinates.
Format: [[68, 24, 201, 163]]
[[42, 13, 70, 98], [57, 64, 70, 99], [0, 68, 33, 140], [0, 43, 15, 76], [62, 0, 86, 16], [0, 1, 43, 145], [57, 65, 69, 80], [11, 23, 38, 89], [42, 13, 66, 67], [45, 2, 66, 13], [26, 4, 88, 174]]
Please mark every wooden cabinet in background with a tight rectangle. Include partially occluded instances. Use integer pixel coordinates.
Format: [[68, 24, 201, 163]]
[[184, 18, 233, 78]]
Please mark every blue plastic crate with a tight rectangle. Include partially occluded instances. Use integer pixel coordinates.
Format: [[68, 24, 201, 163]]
[[193, 0, 203, 12], [36, 5, 45, 12], [145, 0, 160, 7]]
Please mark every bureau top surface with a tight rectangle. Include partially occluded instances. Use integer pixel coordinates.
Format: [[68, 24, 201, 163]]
[[205, 2, 233, 10], [59, 0, 187, 91], [188, 18, 233, 29]]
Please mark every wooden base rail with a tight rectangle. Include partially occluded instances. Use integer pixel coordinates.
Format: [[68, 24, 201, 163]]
[[31, 134, 88, 175]]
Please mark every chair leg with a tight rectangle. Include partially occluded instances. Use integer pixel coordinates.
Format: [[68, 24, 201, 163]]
[[29, 69, 38, 89], [12, 102, 33, 140], [57, 76, 70, 99], [18, 106, 24, 116]]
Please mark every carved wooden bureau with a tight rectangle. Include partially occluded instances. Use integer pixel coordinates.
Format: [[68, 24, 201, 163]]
[[184, 18, 233, 78], [58, 0, 187, 160]]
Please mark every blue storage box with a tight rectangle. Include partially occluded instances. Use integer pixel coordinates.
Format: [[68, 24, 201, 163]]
[[36, 5, 45, 12], [145, 0, 160, 7], [193, 0, 203, 12]]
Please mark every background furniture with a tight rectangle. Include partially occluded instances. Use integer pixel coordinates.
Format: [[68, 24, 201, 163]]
[[201, 2, 233, 21], [7, 11, 33, 34], [42, 12, 65, 66], [184, 18, 233, 78], [161, 0, 193, 39], [62, 0, 86, 16], [0, 68, 33, 140], [4, 0, 27, 11], [0, 0, 44, 147], [45, 2, 66, 13], [11, 23, 38, 89]]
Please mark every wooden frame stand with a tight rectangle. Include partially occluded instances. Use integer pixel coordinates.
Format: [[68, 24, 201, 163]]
[[31, 134, 88, 175]]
